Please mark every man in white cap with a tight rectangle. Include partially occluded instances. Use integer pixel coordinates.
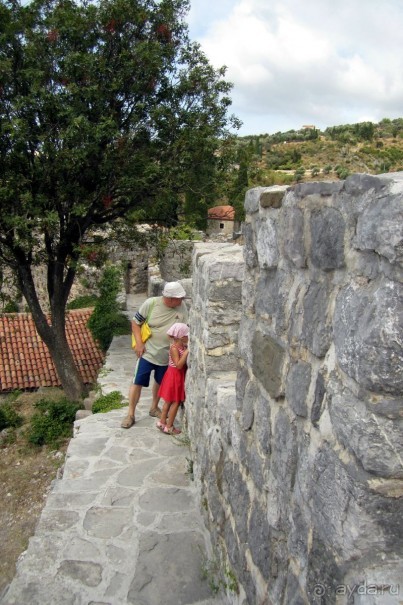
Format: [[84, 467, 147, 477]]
[[121, 281, 188, 428]]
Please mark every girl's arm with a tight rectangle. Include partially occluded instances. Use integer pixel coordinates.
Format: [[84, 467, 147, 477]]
[[171, 346, 189, 370]]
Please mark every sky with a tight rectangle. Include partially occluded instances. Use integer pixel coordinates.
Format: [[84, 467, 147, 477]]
[[186, 0, 403, 136]]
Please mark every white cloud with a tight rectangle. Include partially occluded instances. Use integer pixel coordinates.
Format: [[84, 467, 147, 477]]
[[187, 0, 403, 134]]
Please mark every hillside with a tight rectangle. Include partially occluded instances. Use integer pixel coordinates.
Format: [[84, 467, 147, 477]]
[[239, 117, 403, 187]]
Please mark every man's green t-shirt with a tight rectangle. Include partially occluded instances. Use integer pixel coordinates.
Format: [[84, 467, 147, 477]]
[[133, 297, 188, 366]]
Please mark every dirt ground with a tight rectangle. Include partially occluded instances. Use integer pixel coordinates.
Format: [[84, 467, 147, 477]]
[[0, 390, 70, 596]]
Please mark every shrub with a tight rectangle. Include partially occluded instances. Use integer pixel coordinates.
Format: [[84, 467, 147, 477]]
[[92, 390, 125, 414], [26, 397, 82, 449], [3, 300, 19, 313], [67, 294, 99, 309], [0, 402, 23, 431], [87, 266, 131, 351]]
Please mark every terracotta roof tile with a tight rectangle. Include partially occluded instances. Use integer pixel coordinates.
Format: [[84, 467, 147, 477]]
[[207, 205, 235, 221], [0, 309, 105, 393]]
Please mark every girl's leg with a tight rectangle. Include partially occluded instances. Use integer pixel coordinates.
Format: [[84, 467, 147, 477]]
[[159, 401, 171, 426], [165, 402, 180, 429]]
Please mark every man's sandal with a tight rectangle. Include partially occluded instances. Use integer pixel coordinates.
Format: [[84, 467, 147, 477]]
[[121, 415, 135, 429], [149, 409, 162, 418]]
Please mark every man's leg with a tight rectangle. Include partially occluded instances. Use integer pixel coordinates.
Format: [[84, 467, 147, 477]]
[[149, 379, 162, 417], [121, 383, 142, 428], [150, 365, 169, 417]]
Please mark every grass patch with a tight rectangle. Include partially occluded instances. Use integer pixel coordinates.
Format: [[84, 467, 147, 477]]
[[92, 390, 125, 414]]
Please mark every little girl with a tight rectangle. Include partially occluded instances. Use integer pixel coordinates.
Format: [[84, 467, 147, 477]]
[[156, 323, 189, 435]]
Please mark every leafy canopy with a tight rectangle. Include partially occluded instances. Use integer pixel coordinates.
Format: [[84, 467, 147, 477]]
[[0, 0, 239, 272], [0, 0, 239, 399]]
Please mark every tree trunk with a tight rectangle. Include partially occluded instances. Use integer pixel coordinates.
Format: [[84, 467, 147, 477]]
[[46, 332, 88, 401], [17, 262, 88, 401]]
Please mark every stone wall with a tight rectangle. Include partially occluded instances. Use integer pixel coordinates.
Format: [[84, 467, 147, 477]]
[[186, 173, 403, 605]]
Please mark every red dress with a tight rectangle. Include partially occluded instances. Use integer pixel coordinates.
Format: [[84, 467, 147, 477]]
[[158, 343, 187, 403]]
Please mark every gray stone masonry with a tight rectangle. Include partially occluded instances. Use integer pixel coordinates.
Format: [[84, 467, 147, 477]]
[[185, 174, 403, 605]]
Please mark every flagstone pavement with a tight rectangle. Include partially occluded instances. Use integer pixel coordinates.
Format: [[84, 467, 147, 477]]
[[0, 294, 226, 605]]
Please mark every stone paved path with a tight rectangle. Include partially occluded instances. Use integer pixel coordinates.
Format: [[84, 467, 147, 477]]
[[1, 294, 225, 605]]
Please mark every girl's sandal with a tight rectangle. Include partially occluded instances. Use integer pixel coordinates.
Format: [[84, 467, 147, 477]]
[[163, 425, 181, 435], [156, 421, 166, 431]]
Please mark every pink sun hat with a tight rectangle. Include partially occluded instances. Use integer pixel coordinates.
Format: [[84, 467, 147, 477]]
[[167, 323, 189, 338]]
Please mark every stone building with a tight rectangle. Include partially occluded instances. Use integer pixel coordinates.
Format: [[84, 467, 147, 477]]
[[207, 205, 237, 237]]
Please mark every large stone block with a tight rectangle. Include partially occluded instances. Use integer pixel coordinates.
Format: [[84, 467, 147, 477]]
[[244, 186, 267, 214], [255, 391, 272, 455], [329, 376, 403, 478], [334, 280, 403, 395], [301, 280, 332, 358], [242, 221, 258, 268], [205, 246, 244, 280], [256, 268, 293, 334], [310, 207, 345, 270], [311, 370, 326, 426], [205, 301, 243, 326], [344, 172, 388, 196], [223, 460, 250, 544], [355, 193, 403, 266], [266, 409, 297, 532], [256, 216, 279, 269], [309, 444, 387, 558], [293, 180, 344, 198], [259, 186, 288, 208], [238, 316, 255, 368], [248, 500, 271, 581], [204, 349, 239, 373], [252, 331, 286, 398], [246, 441, 266, 488], [286, 361, 312, 418], [241, 379, 258, 431], [281, 207, 306, 268], [203, 324, 239, 350], [206, 279, 243, 302]]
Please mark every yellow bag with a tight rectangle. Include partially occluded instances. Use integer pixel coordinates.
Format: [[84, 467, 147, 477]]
[[131, 298, 155, 348], [131, 322, 152, 348]]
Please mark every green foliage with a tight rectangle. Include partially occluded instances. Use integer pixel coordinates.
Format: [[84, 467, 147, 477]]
[[294, 167, 305, 182], [92, 390, 125, 414], [3, 300, 19, 313], [266, 146, 301, 170], [237, 117, 403, 187], [0, 401, 24, 431], [87, 266, 131, 351], [335, 166, 350, 179], [153, 224, 202, 262], [26, 398, 81, 448], [67, 294, 99, 309], [0, 0, 238, 397]]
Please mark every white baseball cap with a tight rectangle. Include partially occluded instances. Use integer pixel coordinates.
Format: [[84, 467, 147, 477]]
[[162, 282, 186, 298]]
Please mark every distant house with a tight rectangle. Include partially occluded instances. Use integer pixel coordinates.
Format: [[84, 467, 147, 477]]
[[0, 309, 105, 392], [207, 205, 236, 237]]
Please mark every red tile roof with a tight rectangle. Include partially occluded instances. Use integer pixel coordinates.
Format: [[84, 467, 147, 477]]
[[207, 205, 235, 221], [0, 309, 105, 392]]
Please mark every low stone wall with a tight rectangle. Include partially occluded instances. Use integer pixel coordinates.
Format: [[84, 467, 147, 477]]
[[186, 173, 403, 604]]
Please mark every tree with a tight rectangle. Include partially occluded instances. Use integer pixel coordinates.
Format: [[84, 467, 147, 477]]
[[0, 0, 239, 399], [229, 145, 250, 221]]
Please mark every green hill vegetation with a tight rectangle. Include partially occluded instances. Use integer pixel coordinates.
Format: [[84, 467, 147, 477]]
[[237, 117, 403, 188]]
